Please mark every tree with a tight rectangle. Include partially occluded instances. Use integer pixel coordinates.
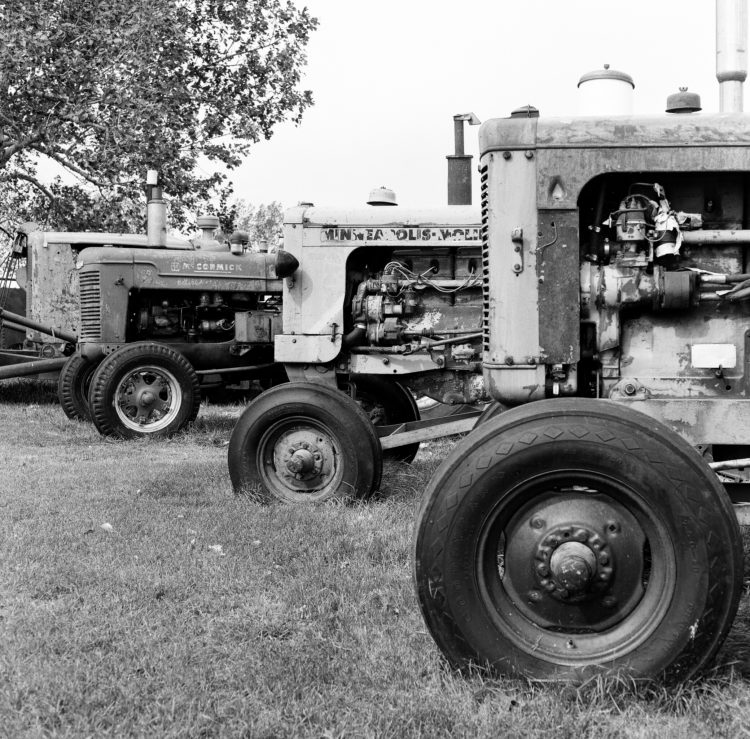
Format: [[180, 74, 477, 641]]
[[226, 199, 284, 249], [0, 0, 317, 232]]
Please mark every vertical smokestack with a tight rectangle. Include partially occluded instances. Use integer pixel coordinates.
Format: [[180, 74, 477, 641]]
[[146, 170, 167, 247], [447, 113, 480, 205], [716, 0, 748, 112]]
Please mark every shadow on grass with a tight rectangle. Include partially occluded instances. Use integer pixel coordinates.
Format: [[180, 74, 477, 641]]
[[189, 413, 240, 436], [133, 461, 227, 502], [0, 378, 58, 404]]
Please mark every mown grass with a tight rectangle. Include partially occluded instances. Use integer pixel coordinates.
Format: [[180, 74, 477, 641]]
[[1, 378, 749, 737]]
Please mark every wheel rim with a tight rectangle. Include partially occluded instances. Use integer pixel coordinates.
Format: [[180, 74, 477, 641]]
[[476, 469, 675, 667], [114, 364, 182, 433], [257, 416, 343, 502]]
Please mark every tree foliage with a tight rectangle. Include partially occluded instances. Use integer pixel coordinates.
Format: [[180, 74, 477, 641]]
[[226, 199, 284, 248], [0, 0, 317, 231]]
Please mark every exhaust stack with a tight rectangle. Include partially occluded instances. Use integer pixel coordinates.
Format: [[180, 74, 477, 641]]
[[146, 169, 167, 247], [716, 0, 748, 112], [447, 113, 480, 206]]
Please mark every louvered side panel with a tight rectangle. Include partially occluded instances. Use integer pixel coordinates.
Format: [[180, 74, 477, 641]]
[[480, 164, 490, 354], [78, 271, 102, 341]]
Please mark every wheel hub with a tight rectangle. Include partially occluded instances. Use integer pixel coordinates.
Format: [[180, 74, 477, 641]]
[[285, 445, 320, 476], [270, 428, 335, 492], [500, 490, 647, 631], [114, 365, 180, 432], [137, 389, 156, 407], [534, 525, 613, 602], [548, 541, 597, 594]]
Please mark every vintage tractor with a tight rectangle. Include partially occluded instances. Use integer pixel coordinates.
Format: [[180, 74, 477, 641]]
[[414, 4, 750, 681], [66, 193, 294, 438], [226, 204, 487, 501]]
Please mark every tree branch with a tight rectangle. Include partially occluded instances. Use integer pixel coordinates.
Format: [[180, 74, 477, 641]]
[[0, 172, 55, 201], [32, 145, 111, 188]]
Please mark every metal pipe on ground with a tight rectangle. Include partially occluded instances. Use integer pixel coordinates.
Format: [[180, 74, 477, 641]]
[[0, 308, 77, 344], [1, 320, 28, 335], [0, 356, 67, 379]]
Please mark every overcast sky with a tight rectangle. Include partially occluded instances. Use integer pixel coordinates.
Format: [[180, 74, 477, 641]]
[[224, 0, 728, 211]]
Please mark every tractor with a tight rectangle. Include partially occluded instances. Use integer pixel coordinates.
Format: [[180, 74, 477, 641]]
[[226, 203, 487, 501], [64, 179, 294, 438], [413, 0, 750, 683]]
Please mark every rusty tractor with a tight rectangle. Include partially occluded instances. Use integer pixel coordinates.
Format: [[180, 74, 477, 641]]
[[226, 203, 487, 501], [414, 1, 750, 682]]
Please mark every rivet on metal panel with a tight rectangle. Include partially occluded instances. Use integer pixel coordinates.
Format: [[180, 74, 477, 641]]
[[503, 151, 512, 160], [525, 150, 534, 159]]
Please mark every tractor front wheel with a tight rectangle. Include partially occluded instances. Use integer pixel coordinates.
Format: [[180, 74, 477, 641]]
[[414, 398, 743, 682], [88, 342, 201, 439], [228, 382, 382, 503]]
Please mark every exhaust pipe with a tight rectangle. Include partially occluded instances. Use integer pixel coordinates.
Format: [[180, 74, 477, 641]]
[[716, 0, 748, 112], [447, 113, 480, 206], [146, 169, 167, 247]]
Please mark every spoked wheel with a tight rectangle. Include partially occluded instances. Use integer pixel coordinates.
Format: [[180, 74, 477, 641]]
[[88, 342, 200, 439], [414, 398, 743, 682], [228, 382, 382, 503], [58, 354, 98, 421], [351, 375, 420, 463]]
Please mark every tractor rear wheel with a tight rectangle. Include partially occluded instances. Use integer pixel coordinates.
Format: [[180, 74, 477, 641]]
[[58, 354, 98, 421], [228, 382, 382, 503], [414, 398, 743, 682], [88, 342, 201, 439], [352, 376, 421, 463]]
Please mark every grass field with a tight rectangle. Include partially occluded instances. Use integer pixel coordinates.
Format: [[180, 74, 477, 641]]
[[1, 379, 750, 738]]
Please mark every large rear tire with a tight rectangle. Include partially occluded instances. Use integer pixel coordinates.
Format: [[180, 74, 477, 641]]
[[88, 342, 201, 439], [414, 398, 743, 682], [58, 354, 98, 421], [228, 382, 382, 503]]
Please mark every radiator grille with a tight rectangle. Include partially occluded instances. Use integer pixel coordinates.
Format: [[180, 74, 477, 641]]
[[78, 271, 102, 341], [480, 164, 490, 353]]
